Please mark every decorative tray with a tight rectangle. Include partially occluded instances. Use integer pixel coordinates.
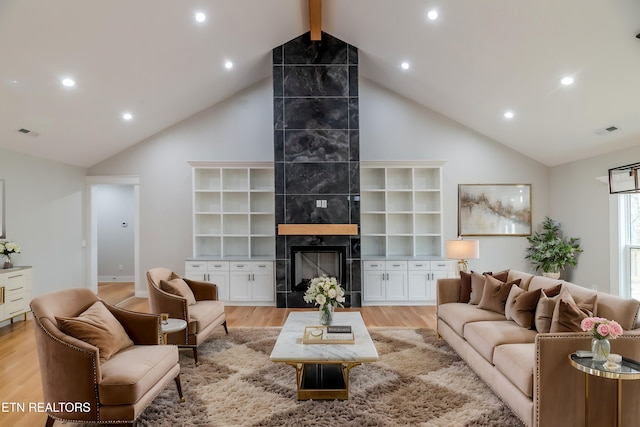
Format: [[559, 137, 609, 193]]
[[302, 326, 355, 344]]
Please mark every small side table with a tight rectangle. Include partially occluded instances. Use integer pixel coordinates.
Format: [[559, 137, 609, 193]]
[[161, 318, 187, 345], [569, 353, 640, 427]]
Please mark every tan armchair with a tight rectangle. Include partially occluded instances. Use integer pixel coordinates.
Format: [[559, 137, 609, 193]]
[[147, 267, 228, 365], [30, 288, 183, 427]]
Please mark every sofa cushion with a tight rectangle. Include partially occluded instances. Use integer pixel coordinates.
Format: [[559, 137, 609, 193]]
[[459, 271, 472, 303], [57, 301, 133, 363], [469, 270, 510, 305], [493, 343, 535, 398], [478, 275, 521, 314], [99, 344, 178, 405], [438, 303, 506, 336], [505, 286, 542, 329], [464, 320, 537, 363], [550, 289, 596, 333], [188, 300, 225, 332], [161, 278, 197, 305], [593, 292, 640, 331]]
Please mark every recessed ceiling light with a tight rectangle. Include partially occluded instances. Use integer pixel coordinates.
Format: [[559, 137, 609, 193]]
[[504, 111, 515, 119], [401, 62, 410, 70], [560, 76, 574, 86], [195, 12, 206, 23], [224, 61, 233, 69], [61, 78, 75, 87], [426, 10, 439, 20], [122, 113, 133, 120]]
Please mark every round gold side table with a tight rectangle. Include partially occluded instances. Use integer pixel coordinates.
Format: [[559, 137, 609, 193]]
[[569, 353, 640, 427]]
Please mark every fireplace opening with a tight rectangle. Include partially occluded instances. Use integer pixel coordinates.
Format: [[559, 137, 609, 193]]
[[291, 245, 347, 292]]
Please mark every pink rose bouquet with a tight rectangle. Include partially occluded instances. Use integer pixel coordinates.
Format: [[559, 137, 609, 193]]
[[580, 317, 623, 340]]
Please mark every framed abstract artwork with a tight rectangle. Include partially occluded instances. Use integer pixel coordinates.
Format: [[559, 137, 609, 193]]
[[458, 184, 531, 236]]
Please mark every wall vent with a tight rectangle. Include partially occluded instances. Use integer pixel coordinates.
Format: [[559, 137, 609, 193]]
[[17, 128, 39, 137], [595, 126, 619, 135]]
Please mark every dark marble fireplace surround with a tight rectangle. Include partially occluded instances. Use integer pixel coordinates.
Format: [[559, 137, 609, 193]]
[[273, 32, 361, 308]]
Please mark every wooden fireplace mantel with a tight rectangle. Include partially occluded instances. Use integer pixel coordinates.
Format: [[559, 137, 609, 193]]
[[277, 224, 358, 236]]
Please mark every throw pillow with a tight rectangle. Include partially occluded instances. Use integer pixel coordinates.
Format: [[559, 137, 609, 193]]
[[57, 301, 134, 363], [549, 289, 597, 333], [505, 286, 542, 329], [541, 283, 562, 298], [469, 270, 512, 305], [459, 271, 472, 303], [533, 284, 565, 333], [160, 278, 197, 305], [478, 275, 522, 314]]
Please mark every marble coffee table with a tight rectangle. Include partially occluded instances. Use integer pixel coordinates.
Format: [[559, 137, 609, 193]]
[[270, 311, 378, 400]]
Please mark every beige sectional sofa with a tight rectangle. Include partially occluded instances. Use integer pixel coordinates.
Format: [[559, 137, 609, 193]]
[[437, 270, 640, 427]]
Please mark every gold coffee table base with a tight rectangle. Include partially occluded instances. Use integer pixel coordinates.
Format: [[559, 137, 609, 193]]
[[286, 361, 361, 400]]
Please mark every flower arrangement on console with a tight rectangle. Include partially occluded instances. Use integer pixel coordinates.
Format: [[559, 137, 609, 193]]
[[303, 274, 346, 326], [0, 240, 21, 269], [580, 317, 623, 362]]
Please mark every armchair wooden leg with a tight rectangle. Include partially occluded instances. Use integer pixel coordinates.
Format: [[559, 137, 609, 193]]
[[175, 374, 185, 403], [45, 415, 55, 427], [223, 320, 228, 335], [192, 347, 199, 366]]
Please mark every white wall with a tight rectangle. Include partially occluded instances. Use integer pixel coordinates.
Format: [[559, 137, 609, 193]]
[[89, 80, 274, 294], [550, 145, 640, 292], [0, 148, 87, 297], [359, 79, 550, 273], [96, 184, 134, 280], [90, 77, 551, 292]]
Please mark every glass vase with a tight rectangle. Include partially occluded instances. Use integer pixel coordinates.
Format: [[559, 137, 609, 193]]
[[2, 254, 12, 269], [319, 304, 334, 326], [591, 338, 610, 362]]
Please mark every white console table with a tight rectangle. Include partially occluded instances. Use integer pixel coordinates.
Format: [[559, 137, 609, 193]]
[[0, 266, 32, 323]]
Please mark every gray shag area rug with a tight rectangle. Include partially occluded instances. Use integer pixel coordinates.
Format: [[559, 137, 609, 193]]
[[70, 328, 525, 426]]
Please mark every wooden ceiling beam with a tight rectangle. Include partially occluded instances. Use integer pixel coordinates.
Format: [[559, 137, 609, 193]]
[[309, 0, 322, 41]]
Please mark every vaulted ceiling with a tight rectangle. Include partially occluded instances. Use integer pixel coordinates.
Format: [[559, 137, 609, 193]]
[[1, 0, 639, 168]]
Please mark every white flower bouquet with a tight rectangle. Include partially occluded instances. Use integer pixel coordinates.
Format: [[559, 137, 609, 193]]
[[303, 274, 346, 310], [0, 240, 20, 256]]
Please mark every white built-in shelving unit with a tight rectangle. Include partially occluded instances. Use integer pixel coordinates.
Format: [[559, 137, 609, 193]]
[[360, 161, 445, 258], [189, 162, 275, 259]]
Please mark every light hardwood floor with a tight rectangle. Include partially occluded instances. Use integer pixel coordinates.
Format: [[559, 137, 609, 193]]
[[0, 283, 436, 426]]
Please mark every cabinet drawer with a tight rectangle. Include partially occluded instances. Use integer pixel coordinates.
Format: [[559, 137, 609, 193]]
[[363, 261, 386, 271], [5, 274, 25, 297], [5, 293, 26, 317], [430, 261, 452, 271], [206, 261, 229, 270], [230, 262, 252, 271], [408, 261, 430, 271], [185, 262, 207, 271], [385, 261, 407, 271], [251, 263, 273, 273]]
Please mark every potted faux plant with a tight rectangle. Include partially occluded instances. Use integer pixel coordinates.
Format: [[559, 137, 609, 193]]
[[525, 217, 582, 278]]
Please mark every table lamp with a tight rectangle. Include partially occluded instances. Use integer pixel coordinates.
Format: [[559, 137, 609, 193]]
[[446, 239, 480, 274]]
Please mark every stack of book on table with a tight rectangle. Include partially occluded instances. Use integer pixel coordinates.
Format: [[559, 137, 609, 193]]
[[303, 325, 355, 344]]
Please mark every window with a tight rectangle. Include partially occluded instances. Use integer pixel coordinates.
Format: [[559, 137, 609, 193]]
[[623, 193, 640, 300]]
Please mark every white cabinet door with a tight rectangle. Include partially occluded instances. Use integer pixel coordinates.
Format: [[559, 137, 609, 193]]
[[363, 269, 385, 301], [430, 270, 448, 302], [385, 261, 407, 301], [249, 262, 274, 302], [229, 263, 252, 301], [408, 271, 430, 300]]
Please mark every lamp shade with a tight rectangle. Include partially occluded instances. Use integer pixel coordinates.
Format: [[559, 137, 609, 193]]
[[446, 239, 480, 260]]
